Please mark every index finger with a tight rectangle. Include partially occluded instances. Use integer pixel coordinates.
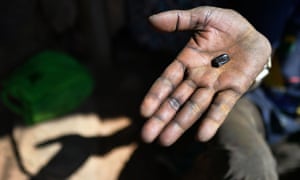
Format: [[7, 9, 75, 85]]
[[140, 60, 185, 117]]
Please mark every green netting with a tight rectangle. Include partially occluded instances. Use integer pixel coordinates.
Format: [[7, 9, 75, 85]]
[[1, 50, 94, 125]]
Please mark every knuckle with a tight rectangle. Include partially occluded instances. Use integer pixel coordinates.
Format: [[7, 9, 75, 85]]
[[157, 76, 175, 90], [168, 97, 181, 111], [153, 114, 166, 123], [186, 79, 197, 89], [230, 82, 247, 95], [187, 100, 201, 114], [173, 120, 186, 131]]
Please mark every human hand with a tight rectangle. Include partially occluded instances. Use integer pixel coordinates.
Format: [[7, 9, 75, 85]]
[[140, 6, 271, 146]]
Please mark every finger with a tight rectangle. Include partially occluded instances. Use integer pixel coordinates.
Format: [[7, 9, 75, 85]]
[[141, 60, 185, 117], [141, 79, 197, 143], [159, 88, 215, 146], [149, 7, 217, 32], [197, 90, 240, 142]]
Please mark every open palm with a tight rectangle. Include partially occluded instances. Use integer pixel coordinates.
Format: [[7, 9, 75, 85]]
[[140, 6, 271, 146]]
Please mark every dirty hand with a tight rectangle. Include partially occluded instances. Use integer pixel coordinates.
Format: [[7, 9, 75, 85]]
[[140, 6, 271, 146]]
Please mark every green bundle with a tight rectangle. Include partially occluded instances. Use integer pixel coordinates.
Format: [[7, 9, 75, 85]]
[[1, 51, 94, 125]]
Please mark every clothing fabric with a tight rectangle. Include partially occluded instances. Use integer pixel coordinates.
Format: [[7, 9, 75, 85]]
[[242, 0, 300, 144], [146, 98, 278, 179]]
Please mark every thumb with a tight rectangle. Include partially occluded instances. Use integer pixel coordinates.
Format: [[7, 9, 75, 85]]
[[148, 6, 216, 32]]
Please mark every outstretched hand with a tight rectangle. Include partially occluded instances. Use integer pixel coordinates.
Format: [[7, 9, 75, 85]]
[[140, 6, 271, 146]]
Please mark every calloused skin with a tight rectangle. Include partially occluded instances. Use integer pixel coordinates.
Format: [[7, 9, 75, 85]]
[[140, 6, 272, 146]]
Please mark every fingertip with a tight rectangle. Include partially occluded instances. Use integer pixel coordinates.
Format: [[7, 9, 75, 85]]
[[147, 10, 181, 32], [158, 133, 174, 147], [140, 98, 157, 118], [197, 132, 212, 142], [158, 139, 172, 147], [141, 118, 163, 143], [140, 103, 151, 118], [141, 131, 154, 144], [148, 14, 158, 22], [148, 13, 164, 27], [159, 123, 183, 146], [197, 120, 219, 142], [141, 126, 155, 143]]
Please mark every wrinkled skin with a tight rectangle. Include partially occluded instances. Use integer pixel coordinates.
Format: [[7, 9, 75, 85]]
[[140, 6, 271, 146]]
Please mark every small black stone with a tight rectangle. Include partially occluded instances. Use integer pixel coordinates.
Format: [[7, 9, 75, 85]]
[[211, 54, 230, 67]]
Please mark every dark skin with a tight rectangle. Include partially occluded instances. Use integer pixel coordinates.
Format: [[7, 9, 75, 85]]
[[140, 6, 271, 146]]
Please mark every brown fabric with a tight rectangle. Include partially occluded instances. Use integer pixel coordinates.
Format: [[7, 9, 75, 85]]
[[184, 97, 278, 180]]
